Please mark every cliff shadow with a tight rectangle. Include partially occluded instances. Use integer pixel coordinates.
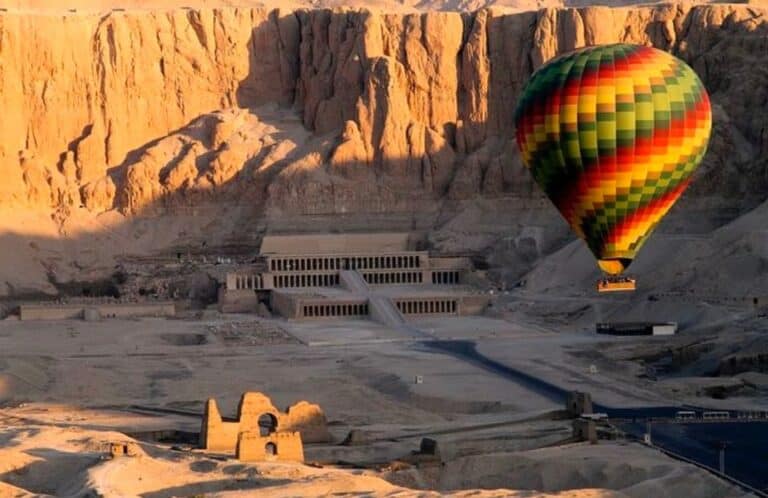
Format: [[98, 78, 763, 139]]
[[140, 477, 293, 498]]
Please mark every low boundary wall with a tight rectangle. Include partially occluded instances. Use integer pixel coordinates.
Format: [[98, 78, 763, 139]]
[[19, 301, 175, 321]]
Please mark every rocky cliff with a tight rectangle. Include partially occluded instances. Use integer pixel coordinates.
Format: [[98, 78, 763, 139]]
[[1, 3, 767, 290]]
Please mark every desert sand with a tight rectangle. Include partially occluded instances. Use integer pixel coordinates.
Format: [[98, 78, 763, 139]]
[[0, 313, 759, 496], [0, 408, 745, 497]]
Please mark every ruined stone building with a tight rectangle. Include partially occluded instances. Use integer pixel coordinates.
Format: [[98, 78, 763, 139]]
[[200, 391, 331, 463], [566, 391, 594, 417]]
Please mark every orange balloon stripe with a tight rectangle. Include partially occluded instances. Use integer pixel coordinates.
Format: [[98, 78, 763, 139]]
[[603, 177, 691, 252]]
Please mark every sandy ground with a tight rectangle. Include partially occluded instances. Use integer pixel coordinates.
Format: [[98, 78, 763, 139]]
[[0, 315, 559, 427], [2, 313, 764, 423], [0, 404, 750, 498], [0, 313, 760, 496]]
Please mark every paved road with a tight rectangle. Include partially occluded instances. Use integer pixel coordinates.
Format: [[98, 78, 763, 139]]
[[620, 421, 768, 493], [424, 339, 768, 494], [424, 340, 568, 403]]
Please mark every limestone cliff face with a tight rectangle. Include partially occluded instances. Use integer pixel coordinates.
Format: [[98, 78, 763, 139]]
[[0, 8, 297, 212], [1, 4, 767, 223]]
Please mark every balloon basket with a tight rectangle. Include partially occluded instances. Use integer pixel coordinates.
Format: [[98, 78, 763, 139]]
[[597, 276, 636, 293]]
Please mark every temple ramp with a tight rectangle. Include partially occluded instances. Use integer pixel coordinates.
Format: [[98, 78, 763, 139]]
[[339, 270, 370, 294], [368, 295, 405, 328]]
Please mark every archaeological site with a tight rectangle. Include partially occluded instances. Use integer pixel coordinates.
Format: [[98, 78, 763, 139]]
[[2, 0, 768, 496]]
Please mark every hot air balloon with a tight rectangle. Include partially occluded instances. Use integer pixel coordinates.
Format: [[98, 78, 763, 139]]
[[514, 44, 712, 291]]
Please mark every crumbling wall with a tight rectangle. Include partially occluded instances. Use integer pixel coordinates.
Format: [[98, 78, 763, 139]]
[[199, 398, 240, 451], [281, 400, 331, 443], [237, 431, 304, 462], [236, 392, 282, 434], [18, 301, 175, 320], [199, 391, 331, 452]]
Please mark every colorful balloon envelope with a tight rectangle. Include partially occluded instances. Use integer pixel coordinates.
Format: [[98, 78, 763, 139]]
[[514, 44, 712, 275]]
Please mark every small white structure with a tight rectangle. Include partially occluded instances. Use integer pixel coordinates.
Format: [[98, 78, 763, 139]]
[[652, 322, 678, 336], [596, 322, 677, 336], [675, 410, 696, 421], [643, 433, 652, 444], [580, 412, 608, 421]]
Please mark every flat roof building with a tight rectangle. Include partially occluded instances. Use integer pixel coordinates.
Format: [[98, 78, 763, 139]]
[[219, 233, 489, 322]]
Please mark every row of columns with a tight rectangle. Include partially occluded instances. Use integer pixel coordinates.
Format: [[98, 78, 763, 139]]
[[364, 272, 423, 285], [234, 275, 262, 290], [432, 271, 460, 284], [270, 254, 421, 272], [233, 270, 457, 291], [274, 273, 339, 288], [397, 300, 457, 315], [303, 303, 369, 317]]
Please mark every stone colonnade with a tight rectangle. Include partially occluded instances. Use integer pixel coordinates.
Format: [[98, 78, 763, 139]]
[[395, 299, 458, 315], [269, 254, 422, 272], [301, 302, 369, 318]]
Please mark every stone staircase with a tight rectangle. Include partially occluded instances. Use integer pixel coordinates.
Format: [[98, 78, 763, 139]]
[[339, 270, 410, 329]]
